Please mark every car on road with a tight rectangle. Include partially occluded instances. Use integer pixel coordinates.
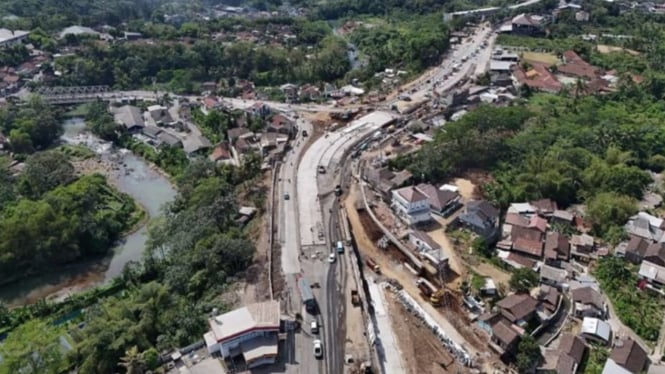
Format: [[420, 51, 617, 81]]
[[302, 130, 308, 137], [318, 165, 326, 174], [328, 253, 336, 263], [313, 340, 323, 358], [284, 192, 290, 200], [311, 320, 319, 334]]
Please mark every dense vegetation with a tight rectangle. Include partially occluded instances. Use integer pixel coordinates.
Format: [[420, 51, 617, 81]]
[[594, 257, 663, 342], [397, 86, 665, 242], [349, 14, 449, 74], [0, 158, 140, 282], [0, 0, 171, 31], [54, 36, 350, 92], [0, 155, 262, 373], [0, 97, 62, 155], [64, 158, 261, 373]]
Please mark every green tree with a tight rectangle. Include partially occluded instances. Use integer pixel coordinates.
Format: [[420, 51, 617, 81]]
[[516, 335, 542, 373], [0, 319, 65, 374], [586, 192, 637, 240], [19, 150, 75, 198], [509, 268, 539, 293]]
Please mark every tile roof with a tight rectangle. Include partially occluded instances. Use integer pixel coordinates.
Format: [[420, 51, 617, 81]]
[[559, 50, 598, 80], [644, 242, 665, 266], [513, 62, 562, 93], [498, 293, 539, 322], [469, 200, 499, 219], [511, 226, 544, 257], [609, 338, 649, 373], [540, 264, 567, 283], [209, 143, 231, 162], [529, 215, 548, 232], [571, 286, 604, 310], [492, 319, 520, 347], [505, 212, 530, 227], [395, 186, 429, 203], [553, 209, 574, 222], [544, 231, 570, 259], [531, 198, 558, 215], [410, 230, 441, 251], [559, 334, 586, 365], [416, 183, 459, 211]]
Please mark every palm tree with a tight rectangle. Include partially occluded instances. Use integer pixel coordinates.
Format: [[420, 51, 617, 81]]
[[119, 346, 146, 374]]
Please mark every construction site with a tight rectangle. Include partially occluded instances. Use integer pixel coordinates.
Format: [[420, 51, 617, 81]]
[[343, 178, 500, 373]]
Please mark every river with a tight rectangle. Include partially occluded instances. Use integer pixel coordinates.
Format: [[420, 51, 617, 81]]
[[0, 118, 176, 306]]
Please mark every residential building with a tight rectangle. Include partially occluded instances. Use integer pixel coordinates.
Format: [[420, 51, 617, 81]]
[[638, 243, 665, 288], [576, 10, 590, 21], [558, 50, 598, 80], [299, 84, 321, 101], [204, 301, 280, 369], [458, 200, 500, 242], [157, 131, 182, 148], [544, 231, 570, 265], [0, 28, 29, 48], [619, 236, 651, 264], [415, 183, 462, 217], [491, 319, 521, 353], [391, 186, 431, 225], [279, 83, 298, 101], [183, 135, 212, 155], [581, 317, 611, 345], [511, 226, 544, 258], [228, 127, 253, 143], [142, 126, 162, 142], [209, 143, 233, 164], [249, 102, 271, 117], [267, 114, 295, 137], [511, 13, 547, 35], [624, 212, 665, 242], [112, 105, 144, 133], [531, 198, 558, 217], [512, 62, 563, 93], [59, 25, 100, 39], [602, 338, 650, 374], [540, 264, 568, 288], [364, 167, 412, 200], [146, 105, 175, 126], [497, 293, 539, 326], [540, 333, 586, 374], [552, 209, 575, 225], [477, 312, 522, 354], [409, 230, 449, 266], [571, 286, 606, 318], [571, 234, 595, 260]]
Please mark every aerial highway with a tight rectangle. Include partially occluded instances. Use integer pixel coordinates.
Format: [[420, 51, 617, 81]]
[[274, 22, 497, 373]]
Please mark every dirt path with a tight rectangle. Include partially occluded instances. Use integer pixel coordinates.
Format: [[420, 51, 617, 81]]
[[453, 178, 476, 200], [385, 291, 468, 374]]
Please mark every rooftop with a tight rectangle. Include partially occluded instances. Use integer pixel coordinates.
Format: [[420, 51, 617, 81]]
[[609, 338, 649, 374], [395, 185, 429, 203], [0, 28, 29, 43], [581, 317, 611, 342], [571, 286, 604, 310], [208, 301, 280, 344], [498, 293, 539, 322]]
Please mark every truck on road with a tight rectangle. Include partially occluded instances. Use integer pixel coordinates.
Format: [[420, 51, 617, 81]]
[[298, 277, 317, 313]]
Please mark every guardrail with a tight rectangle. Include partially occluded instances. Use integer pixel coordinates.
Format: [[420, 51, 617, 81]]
[[268, 162, 280, 301]]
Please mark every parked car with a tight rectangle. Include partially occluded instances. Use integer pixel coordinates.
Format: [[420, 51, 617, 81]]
[[310, 320, 319, 334], [284, 193, 290, 200]]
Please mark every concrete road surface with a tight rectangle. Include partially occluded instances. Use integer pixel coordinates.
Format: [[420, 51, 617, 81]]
[[279, 118, 313, 274]]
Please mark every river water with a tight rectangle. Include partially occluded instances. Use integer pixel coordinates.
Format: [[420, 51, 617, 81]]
[[0, 118, 176, 306]]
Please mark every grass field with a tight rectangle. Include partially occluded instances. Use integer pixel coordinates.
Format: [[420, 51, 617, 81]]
[[521, 51, 559, 65]]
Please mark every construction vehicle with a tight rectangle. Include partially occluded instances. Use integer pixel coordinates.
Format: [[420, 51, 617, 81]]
[[297, 277, 317, 313], [416, 278, 442, 306], [365, 257, 381, 274]]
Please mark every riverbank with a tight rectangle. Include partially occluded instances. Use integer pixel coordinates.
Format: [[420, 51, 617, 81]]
[[0, 119, 177, 306]]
